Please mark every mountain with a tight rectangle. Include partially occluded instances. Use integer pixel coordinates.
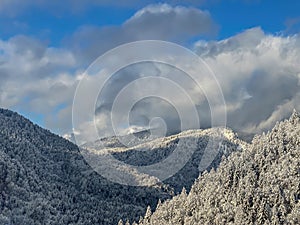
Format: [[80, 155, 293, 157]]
[[0, 108, 246, 224], [82, 129, 154, 149], [134, 110, 300, 225], [0, 109, 170, 225], [84, 128, 248, 193]]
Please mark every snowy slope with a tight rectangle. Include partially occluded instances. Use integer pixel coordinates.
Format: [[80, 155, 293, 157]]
[[0, 109, 170, 225], [83, 127, 248, 193], [135, 110, 300, 225]]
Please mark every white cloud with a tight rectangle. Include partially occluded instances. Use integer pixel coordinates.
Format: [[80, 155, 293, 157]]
[[195, 27, 300, 133], [125, 3, 216, 40], [1, 6, 300, 141], [246, 92, 300, 133], [68, 3, 216, 63], [0, 35, 79, 134]]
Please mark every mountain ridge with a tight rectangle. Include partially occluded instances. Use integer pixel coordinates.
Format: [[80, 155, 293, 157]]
[[82, 126, 248, 192]]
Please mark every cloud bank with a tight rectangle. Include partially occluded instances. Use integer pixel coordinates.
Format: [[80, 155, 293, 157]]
[[195, 27, 300, 133], [87, 27, 300, 139], [0, 4, 299, 141], [0, 35, 79, 134]]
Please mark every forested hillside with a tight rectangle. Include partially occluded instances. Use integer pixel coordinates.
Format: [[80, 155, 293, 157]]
[[0, 109, 170, 225], [0, 108, 243, 224], [2, 108, 298, 225], [134, 111, 300, 225]]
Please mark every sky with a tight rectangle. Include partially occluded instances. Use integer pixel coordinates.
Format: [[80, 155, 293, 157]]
[[0, 0, 300, 142]]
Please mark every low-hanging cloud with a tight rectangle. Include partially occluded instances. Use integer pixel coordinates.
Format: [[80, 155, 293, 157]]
[[89, 27, 300, 139], [195, 27, 300, 133]]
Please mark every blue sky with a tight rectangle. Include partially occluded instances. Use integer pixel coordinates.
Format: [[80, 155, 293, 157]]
[[1, 1, 299, 45], [0, 1, 300, 138]]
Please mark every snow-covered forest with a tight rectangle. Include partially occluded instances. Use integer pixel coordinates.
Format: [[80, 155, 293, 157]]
[[131, 111, 300, 225], [0, 108, 299, 224], [0, 108, 169, 224]]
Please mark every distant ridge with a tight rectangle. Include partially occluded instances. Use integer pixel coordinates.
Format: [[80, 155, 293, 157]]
[[83, 127, 248, 193]]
